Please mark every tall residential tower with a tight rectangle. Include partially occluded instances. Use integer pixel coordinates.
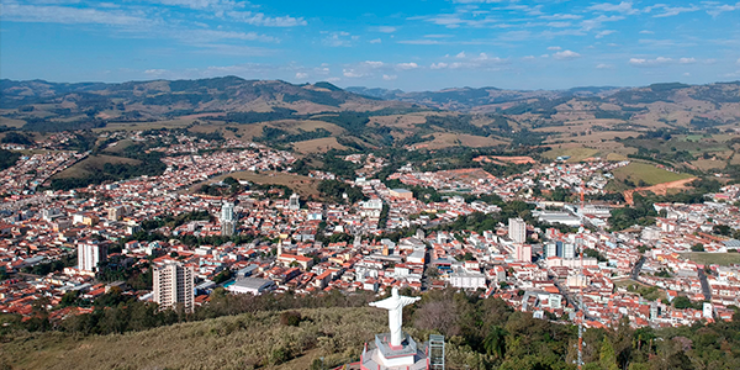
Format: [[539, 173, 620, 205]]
[[153, 262, 194, 313]]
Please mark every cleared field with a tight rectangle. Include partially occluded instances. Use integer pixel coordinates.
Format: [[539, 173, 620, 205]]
[[190, 170, 321, 198], [612, 162, 693, 186], [417, 133, 506, 150], [690, 158, 726, 171], [52, 155, 140, 179], [542, 147, 599, 162], [680, 252, 740, 266], [94, 118, 198, 132], [102, 139, 136, 154], [291, 137, 348, 154], [0, 116, 27, 128], [622, 176, 697, 205], [369, 114, 427, 130]]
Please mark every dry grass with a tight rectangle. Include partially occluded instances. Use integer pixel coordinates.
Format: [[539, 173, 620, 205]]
[[541, 147, 600, 162], [612, 163, 694, 186], [690, 158, 727, 171], [0, 307, 390, 370], [680, 253, 740, 266], [0, 116, 27, 128], [189, 170, 321, 198], [94, 118, 198, 132], [418, 133, 506, 150], [369, 114, 426, 130], [291, 137, 348, 154], [52, 155, 141, 179]]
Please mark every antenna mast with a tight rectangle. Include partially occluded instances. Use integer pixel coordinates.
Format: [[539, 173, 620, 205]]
[[577, 186, 585, 370]]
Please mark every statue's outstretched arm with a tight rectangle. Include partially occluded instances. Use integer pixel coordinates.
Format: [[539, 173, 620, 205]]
[[399, 296, 421, 305], [370, 297, 396, 309]]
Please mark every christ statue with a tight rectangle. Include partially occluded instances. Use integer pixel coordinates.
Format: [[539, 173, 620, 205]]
[[369, 287, 420, 347]]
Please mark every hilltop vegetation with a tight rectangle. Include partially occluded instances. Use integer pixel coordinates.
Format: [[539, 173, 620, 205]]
[[2, 288, 740, 370]]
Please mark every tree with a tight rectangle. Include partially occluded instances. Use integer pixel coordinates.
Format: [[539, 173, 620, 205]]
[[483, 325, 508, 360], [691, 243, 704, 252], [600, 336, 619, 370]]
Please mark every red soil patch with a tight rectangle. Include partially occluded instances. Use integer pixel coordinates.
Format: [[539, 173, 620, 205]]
[[623, 177, 697, 205]]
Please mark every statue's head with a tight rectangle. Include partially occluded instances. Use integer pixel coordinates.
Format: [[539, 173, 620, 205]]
[[391, 287, 399, 297]]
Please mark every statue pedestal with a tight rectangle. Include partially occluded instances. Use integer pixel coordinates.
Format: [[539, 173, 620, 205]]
[[361, 332, 429, 370]]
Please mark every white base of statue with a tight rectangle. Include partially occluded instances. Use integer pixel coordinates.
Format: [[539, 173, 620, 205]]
[[360, 332, 430, 370]]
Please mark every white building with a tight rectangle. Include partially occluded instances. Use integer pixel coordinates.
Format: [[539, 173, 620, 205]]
[[153, 262, 195, 313], [449, 271, 487, 290], [288, 193, 300, 211], [221, 201, 236, 236], [77, 242, 107, 273], [509, 217, 527, 244], [227, 277, 275, 295]]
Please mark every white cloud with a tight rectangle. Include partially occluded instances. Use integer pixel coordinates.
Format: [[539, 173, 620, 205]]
[[588, 2, 639, 15], [581, 15, 625, 31], [706, 4, 738, 17], [323, 32, 356, 47], [639, 30, 654, 34], [326, 77, 341, 82], [397, 39, 442, 45], [372, 26, 397, 33], [0, 2, 146, 25], [455, 51, 466, 58], [180, 29, 277, 43], [522, 55, 536, 60], [382, 74, 397, 81], [148, 0, 239, 10], [547, 46, 562, 51], [144, 69, 168, 76], [679, 57, 696, 64], [430, 62, 448, 69], [596, 63, 614, 69], [295, 72, 308, 79], [628, 57, 673, 67], [553, 50, 581, 60], [736, 58, 740, 65], [369, 38, 382, 44], [396, 62, 418, 70], [547, 22, 572, 28], [226, 11, 307, 27], [342, 69, 364, 78], [595, 30, 616, 39], [362, 61, 385, 68], [645, 4, 700, 18], [539, 13, 582, 20]]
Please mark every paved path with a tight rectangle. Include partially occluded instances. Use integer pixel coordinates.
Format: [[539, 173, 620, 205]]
[[631, 256, 646, 281], [697, 269, 712, 301]]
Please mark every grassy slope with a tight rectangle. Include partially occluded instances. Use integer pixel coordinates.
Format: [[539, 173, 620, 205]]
[[680, 252, 740, 266], [51, 154, 141, 179], [188, 170, 322, 198], [611, 162, 693, 186], [541, 147, 600, 162], [0, 307, 388, 370]]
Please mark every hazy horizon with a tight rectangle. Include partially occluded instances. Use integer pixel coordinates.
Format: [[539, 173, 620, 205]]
[[1, 0, 740, 90]]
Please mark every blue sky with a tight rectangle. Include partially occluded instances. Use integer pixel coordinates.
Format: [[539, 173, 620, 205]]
[[1, 0, 740, 90]]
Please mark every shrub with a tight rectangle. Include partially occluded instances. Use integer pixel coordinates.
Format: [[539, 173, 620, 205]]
[[280, 311, 303, 327]]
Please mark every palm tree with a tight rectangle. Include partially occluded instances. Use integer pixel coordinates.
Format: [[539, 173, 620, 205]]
[[483, 325, 508, 360]]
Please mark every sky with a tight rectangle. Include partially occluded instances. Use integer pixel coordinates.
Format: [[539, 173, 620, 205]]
[[1, 0, 740, 91]]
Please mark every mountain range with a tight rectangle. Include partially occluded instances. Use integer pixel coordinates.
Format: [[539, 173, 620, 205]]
[[1, 77, 739, 132]]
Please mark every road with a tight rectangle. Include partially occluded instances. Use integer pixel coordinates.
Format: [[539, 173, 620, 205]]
[[631, 257, 646, 282], [697, 269, 712, 301], [552, 279, 597, 321]]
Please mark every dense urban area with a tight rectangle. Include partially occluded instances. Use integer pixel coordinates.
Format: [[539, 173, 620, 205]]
[[2, 123, 740, 369]]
